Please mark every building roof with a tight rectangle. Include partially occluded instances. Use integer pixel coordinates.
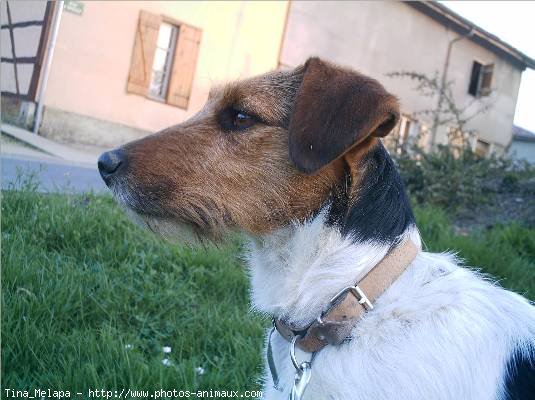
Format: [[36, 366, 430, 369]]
[[512, 125, 535, 143], [407, 1, 535, 70]]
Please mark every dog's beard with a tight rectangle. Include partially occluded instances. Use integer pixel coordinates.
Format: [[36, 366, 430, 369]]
[[110, 180, 221, 246], [123, 207, 202, 246]]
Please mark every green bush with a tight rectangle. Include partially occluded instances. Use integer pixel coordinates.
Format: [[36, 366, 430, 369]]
[[392, 145, 535, 216]]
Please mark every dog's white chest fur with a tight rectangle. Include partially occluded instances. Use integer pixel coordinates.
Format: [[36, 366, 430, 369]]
[[245, 216, 535, 400]]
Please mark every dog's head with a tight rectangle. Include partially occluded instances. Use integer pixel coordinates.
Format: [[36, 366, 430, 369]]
[[98, 57, 400, 242]]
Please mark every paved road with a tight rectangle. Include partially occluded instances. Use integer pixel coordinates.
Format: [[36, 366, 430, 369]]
[[1, 154, 108, 193]]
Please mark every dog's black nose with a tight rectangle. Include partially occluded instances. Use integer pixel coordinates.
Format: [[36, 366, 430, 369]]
[[98, 149, 126, 183]]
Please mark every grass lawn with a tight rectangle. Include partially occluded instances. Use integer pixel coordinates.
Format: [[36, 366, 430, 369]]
[[2, 180, 534, 394]]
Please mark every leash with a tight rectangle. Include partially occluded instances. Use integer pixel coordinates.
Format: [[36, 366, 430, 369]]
[[267, 238, 419, 399]]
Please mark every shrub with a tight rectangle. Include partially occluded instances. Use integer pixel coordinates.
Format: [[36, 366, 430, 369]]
[[392, 144, 535, 217]]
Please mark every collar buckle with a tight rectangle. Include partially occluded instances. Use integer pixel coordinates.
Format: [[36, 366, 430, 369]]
[[317, 284, 373, 325]]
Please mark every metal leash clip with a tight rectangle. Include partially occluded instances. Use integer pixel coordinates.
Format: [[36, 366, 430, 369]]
[[267, 325, 282, 391], [289, 336, 312, 400]]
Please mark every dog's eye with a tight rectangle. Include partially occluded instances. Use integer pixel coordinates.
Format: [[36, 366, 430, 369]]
[[219, 107, 257, 131], [234, 111, 254, 129]]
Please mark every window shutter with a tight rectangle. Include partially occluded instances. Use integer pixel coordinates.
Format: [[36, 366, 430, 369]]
[[127, 10, 161, 96], [468, 61, 482, 97], [166, 24, 202, 109], [480, 64, 494, 96]]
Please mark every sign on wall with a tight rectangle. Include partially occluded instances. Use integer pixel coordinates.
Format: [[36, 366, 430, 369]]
[[64, 1, 84, 16]]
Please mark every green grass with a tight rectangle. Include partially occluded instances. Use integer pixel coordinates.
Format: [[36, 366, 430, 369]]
[[415, 206, 535, 298], [2, 180, 534, 395], [2, 186, 265, 394]]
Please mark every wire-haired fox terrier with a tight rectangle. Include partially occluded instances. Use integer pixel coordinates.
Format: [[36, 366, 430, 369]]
[[99, 57, 534, 400]]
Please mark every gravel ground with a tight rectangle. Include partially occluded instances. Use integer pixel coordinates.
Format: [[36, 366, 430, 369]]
[[453, 177, 535, 233]]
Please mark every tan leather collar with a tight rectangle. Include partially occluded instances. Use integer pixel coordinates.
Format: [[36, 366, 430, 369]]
[[274, 238, 419, 353]]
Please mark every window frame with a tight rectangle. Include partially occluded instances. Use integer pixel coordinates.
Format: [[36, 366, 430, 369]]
[[468, 60, 494, 98], [147, 22, 179, 102], [479, 63, 494, 96]]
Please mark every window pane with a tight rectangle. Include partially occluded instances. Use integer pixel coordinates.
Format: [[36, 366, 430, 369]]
[[149, 70, 165, 97], [152, 48, 168, 72], [157, 23, 173, 49]]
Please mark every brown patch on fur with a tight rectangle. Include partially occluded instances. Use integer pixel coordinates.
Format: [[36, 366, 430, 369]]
[[343, 136, 382, 203], [109, 58, 399, 240]]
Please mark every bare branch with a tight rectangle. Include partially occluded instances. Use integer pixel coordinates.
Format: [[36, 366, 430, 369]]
[[386, 69, 492, 155]]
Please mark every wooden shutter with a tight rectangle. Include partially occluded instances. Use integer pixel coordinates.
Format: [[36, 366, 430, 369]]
[[480, 64, 494, 96], [127, 10, 161, 96], [166, 24, 202, 109]]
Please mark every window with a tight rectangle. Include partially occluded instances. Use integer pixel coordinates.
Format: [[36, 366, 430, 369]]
[[148, 23, 178, 100], [468, 61, 493, 97], [475, 138, 491, 157], [384, 114, 417, 153], [398, 116, 413, 146], [127, 10, 202, 109]]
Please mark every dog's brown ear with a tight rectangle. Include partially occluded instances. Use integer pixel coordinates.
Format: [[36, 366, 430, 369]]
[[289, 57, 400, 174]]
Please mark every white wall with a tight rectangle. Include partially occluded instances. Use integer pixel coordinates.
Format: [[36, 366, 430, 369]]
[[280, 1, 522, 150]]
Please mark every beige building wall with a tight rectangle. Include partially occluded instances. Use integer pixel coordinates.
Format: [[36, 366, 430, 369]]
[[42, 1, 288, 146], [280, 1, 523, 151]]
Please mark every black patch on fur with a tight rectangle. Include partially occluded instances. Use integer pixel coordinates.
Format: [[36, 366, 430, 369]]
[[327, 143, 415, 244], [503, 349, 535, 400]]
